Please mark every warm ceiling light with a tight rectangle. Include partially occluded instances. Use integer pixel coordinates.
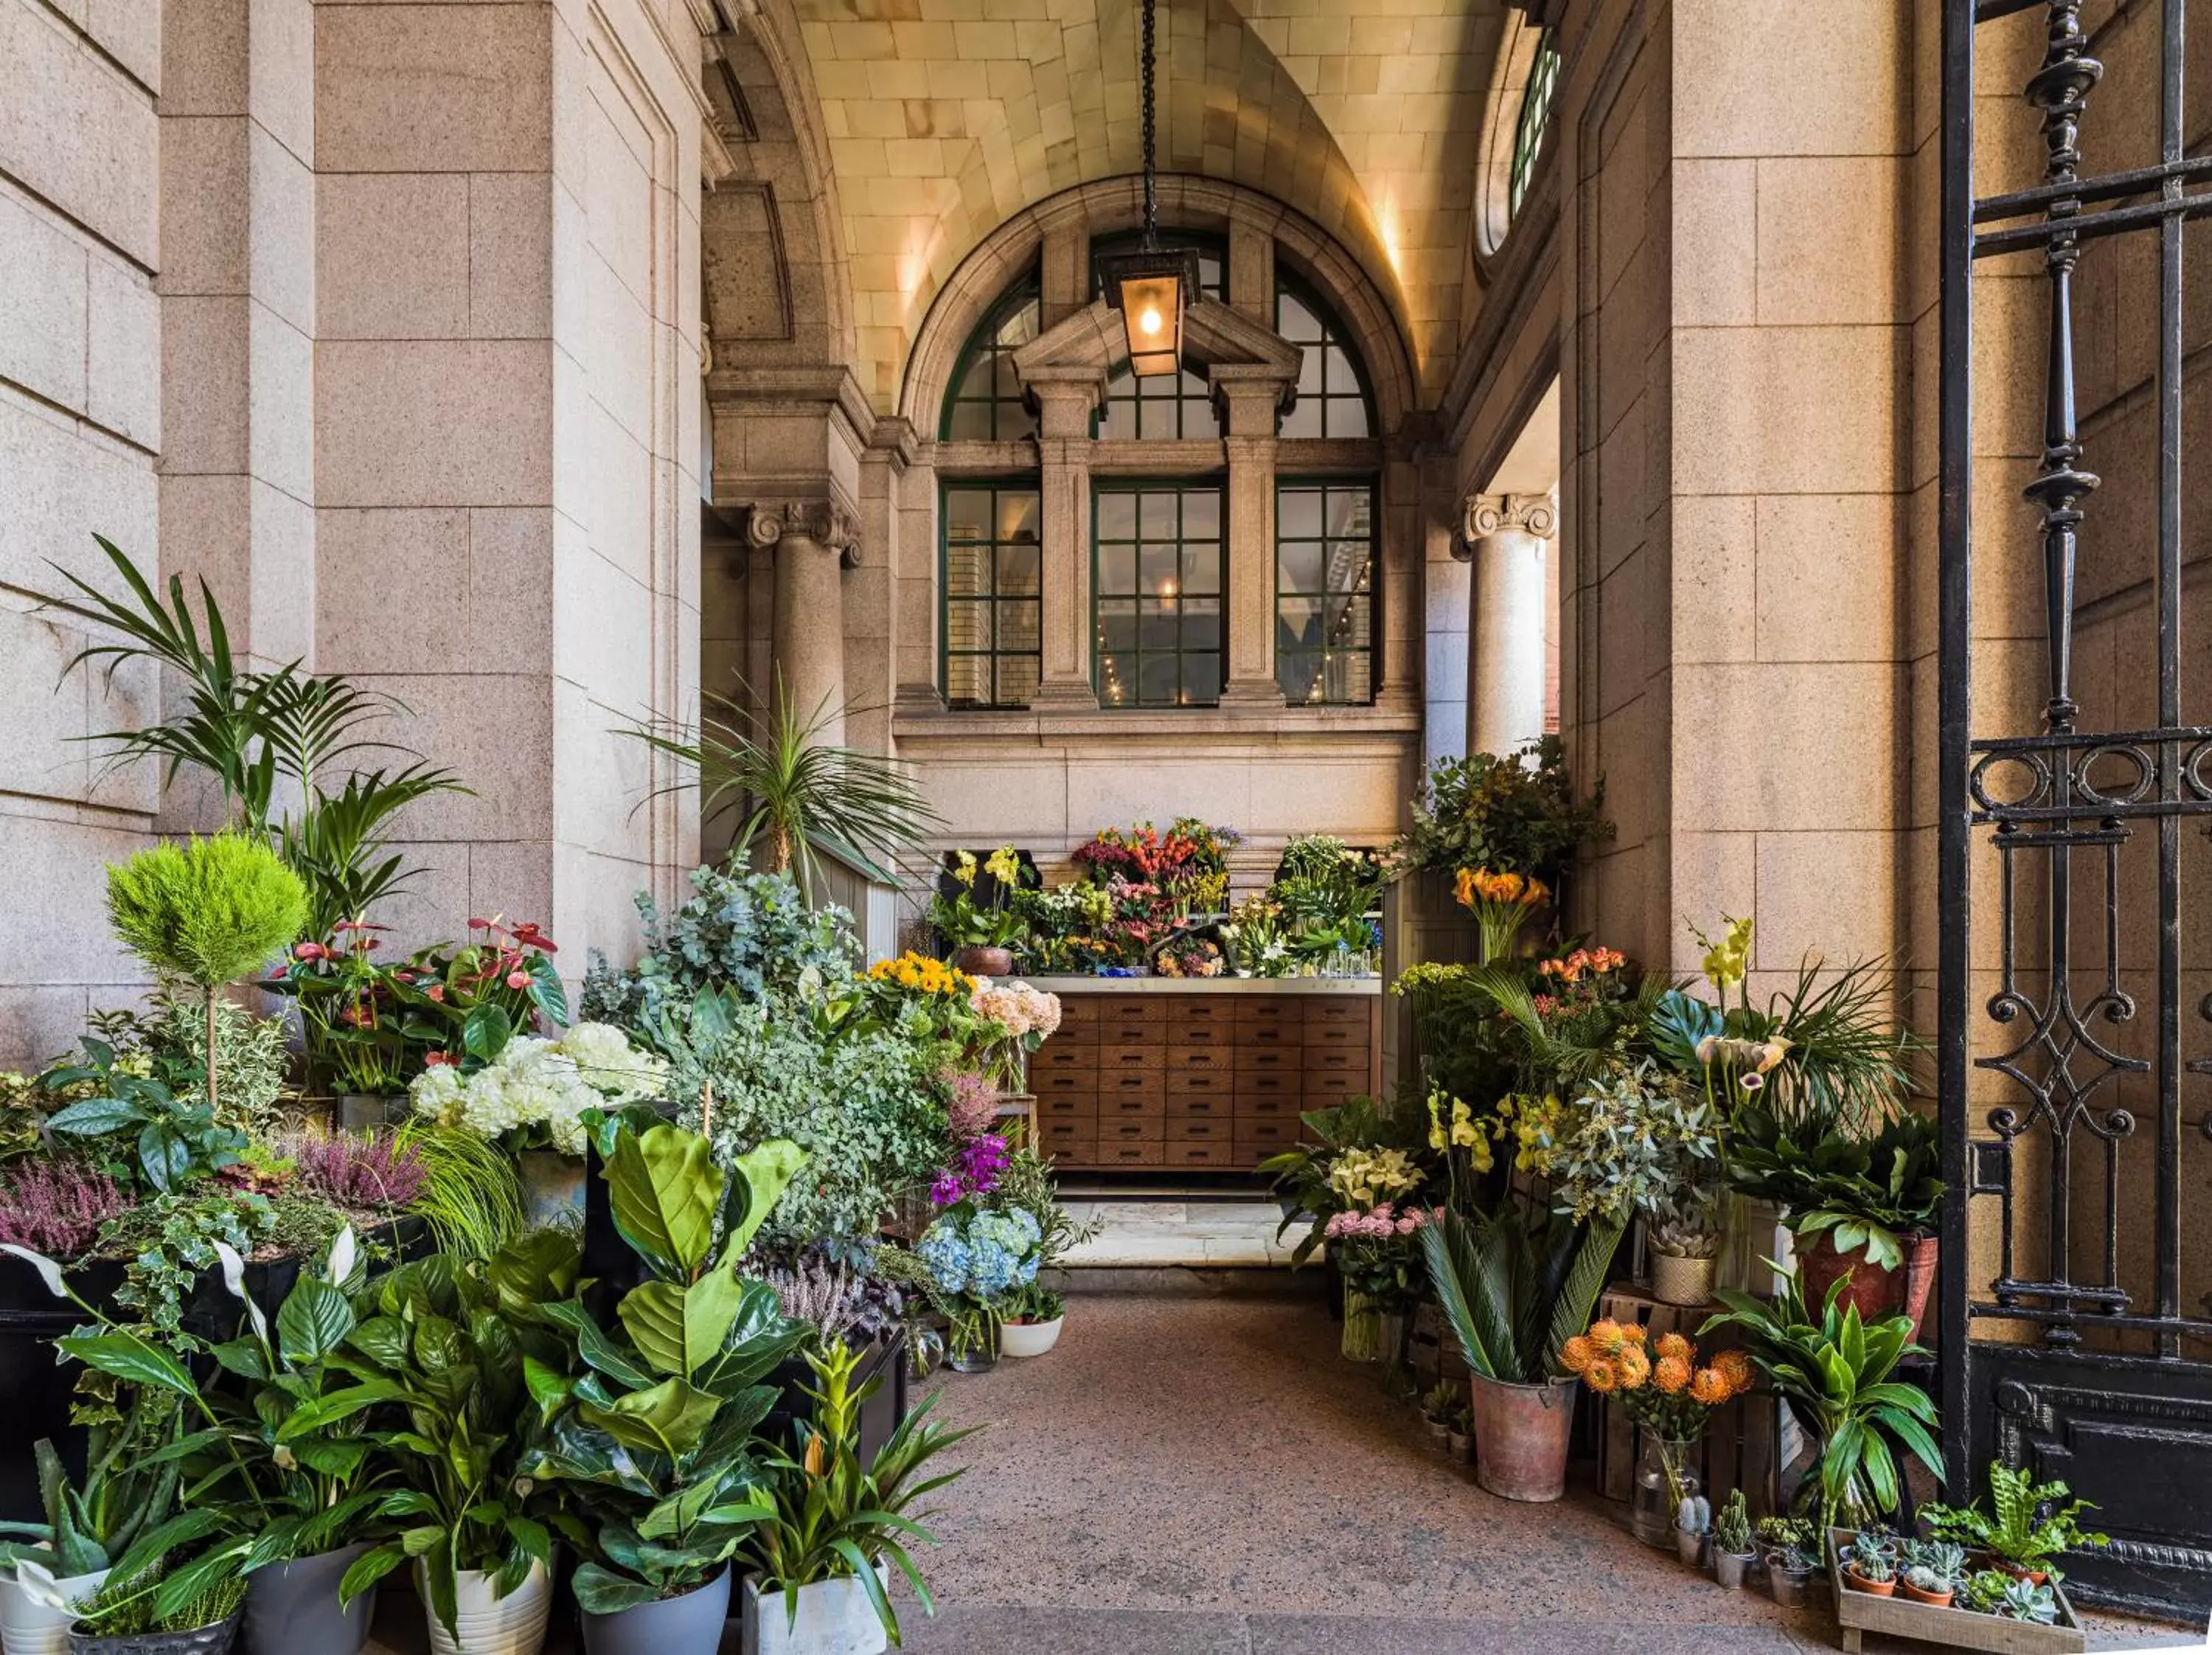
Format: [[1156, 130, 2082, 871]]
[[1098, 0, 1198, 378]]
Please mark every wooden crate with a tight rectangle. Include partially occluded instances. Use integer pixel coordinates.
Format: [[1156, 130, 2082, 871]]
[[1592, 1283, 1788, 1518], [1826, 1532, 2086, 1654]]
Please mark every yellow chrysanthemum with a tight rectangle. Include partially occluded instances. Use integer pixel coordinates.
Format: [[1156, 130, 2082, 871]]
[[1587, 1319, 1626, 1355], [1583, 1357, 1619, 1394], [1559, 1336, 1594, 1374], [1689, 1367, 1733, 1406], [1653, 1355, 1691, 1394], [1615, 1345, 1652, 1389], [1654, 1331, 1692, 1365]]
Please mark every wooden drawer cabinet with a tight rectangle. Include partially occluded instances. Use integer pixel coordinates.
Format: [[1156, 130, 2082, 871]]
[[1166, 1094, 1230, 1125], [1093, 997, 1157, 1041], [1098, 1042, 1164, 1076], [1032, 1041, 1098, 1077], [1164, 1139, 1239, 1168], [1039, 1121, 1096, 1163]]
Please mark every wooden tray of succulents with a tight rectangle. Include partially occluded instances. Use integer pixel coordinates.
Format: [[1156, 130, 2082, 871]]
[[1826, 1530, 2086, 1655]]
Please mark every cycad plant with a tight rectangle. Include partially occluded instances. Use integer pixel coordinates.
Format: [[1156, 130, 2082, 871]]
[[106, 833, 306, 1121], [1421, 1200, 1622, 1384], [619, 680, 940, 899], [55, 536, 466, 935]]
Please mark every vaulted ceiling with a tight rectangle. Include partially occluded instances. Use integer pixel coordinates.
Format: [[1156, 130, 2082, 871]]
[[773, 0, 1506, 412]]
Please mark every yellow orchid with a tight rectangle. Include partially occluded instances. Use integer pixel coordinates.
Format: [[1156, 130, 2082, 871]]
[[1693, 914, 1753, 992]]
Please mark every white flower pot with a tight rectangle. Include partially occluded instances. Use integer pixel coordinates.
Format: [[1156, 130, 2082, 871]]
[[998, 1316, 1063, 1358], [419, 1561, 551, 1655], [740, 1572, 887, 1655], [0, 1559, 109, 1655]]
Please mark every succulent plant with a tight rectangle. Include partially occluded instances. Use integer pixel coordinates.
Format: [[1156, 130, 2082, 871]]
[[1714, 1489, 1753, 1555], [1850, 1550, 1895, 1585], [1993, 1578, 2060, 1623], [1677, 1493, 1711, 1534], [1904, 1566, 1947, 1594], [1900, 1537, 1965, 1585]]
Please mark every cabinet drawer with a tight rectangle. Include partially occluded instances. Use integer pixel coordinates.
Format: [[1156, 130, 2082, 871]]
[[1164, 1113, 1231, 1142], [1234, 998, 1302, 1033], [1167, 1045, 1234, 1078], [1098, 1041, 1165, 1075], [1302, 1074, 1366, 1110], [1305, 997, 1373, 1030], [1169, 995, 1237, 1030], [1040, 1011, 1096, 1047], [1166, 1066, 1236, 1100], [1164, 1016, 1235, 1048], [1098, 1069, 1162, 1106], [1166, 1094, 1230, 1125], [1033, 1042, 1099, 1077], [1302, 1046, 1370, 1081], [1037, 1092, 1097, 1121], [1100, 1091, 1166, 1124], [1099, 1119, 1164, 1148], [1092, 997, 1158, 1038], [1096, 1142, 1164, 1169], [1238, 1120, 1304, 1160], [1234, 1087, 1302, 1120], [1302, 1021, 1371, 1056], [1234, 1067, 1301, 1100], [1164, 1138, 1239, 1168], [1232, 1041, 1301, 1075], [1037, 1122, 1096, 1162], [1032, 1070, 1097, 1105]]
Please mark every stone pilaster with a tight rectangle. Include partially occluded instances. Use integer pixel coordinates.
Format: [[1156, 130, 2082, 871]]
[[1458, 490, 1556, 755], [751, 497, 858, 746], [1214, 365, 1297, 705], [1026, 369, 1108, 709]]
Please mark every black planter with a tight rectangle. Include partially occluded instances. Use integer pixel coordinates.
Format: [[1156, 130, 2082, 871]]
[[0, 1218, 425, 1524]]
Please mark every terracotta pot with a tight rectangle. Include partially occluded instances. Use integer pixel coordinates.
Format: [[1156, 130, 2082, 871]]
[[1899, 1233, 1939, 1342], [1466, 1373, 1577, 1502], [2001, 1564, 2049, 1586], [1900, 1580, 1953, 1607], [1843, 1565, 1895, 1597], [1649, 1249, 1717, 1308], [1795, 1229, 1907, 1324], [953, 947, 1012, 978]]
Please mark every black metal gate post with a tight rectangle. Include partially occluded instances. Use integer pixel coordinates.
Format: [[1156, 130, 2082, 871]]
[[1940, 0, 2212, 1622]]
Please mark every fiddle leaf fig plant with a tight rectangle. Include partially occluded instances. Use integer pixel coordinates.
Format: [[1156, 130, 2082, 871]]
[[524, 1120, 809, 1614]]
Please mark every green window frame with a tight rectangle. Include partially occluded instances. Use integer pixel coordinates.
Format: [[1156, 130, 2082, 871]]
[[941, 482, 1043, 708], [1092, 481, 1226, 708], [1276, 275, 1373, 440], [1509, 30, 1561, 221], [1276, 479, 1376, 706], [940, 275, 1042, 442], [1093, 233, 1227, 441]]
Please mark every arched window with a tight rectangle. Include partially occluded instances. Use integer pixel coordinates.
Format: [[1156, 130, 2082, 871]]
[[1475, 15, 1563, 258], [1509, 30, 1561, 221], [1276, 274, 1371, 440], [940, 274, 1040, 441], [1091, 232, 1225, 440]]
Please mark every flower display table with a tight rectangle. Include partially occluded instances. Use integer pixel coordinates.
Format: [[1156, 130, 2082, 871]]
[[1023, 976, 1380, 1172]]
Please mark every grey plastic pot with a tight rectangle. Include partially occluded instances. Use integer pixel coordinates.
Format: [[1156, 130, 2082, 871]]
[[66, 1612, 239, 1655], [245, 1543, 375, 1655], [579, 1569, 730, 1655]]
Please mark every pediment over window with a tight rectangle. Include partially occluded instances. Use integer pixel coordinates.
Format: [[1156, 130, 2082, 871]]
[[1010, 298, 1301, 402]]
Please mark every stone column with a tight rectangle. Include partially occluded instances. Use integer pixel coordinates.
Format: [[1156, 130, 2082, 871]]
[[1214, 366, 1296, 705], [752, 499, 856, 746], [1026, 370, 1107, 709], [1458, 490, 1557, 756]]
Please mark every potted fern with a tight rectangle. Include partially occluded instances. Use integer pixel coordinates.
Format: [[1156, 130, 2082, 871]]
[[1921, 1464, 2107, 1586]]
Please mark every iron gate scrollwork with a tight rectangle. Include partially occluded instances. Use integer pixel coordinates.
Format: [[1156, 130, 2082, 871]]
[[1940, 0, 2212, 1622]]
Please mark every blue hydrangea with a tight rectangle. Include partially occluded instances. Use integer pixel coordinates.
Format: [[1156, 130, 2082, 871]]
[[919, 1205, 1043, 1302]]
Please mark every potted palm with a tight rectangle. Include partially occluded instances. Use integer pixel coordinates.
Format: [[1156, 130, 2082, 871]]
[[319, 1235, 581, 1655], [739, 1338, 973, 1655], [522, 1120, 809, 1655]]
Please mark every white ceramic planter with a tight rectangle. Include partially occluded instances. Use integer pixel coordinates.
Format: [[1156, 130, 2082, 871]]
[[418, 1561, 550, 1655], [740, 1572, 888, 1655], [998, 1316, 1063, 1358], [0, 1559, 108, 1655]]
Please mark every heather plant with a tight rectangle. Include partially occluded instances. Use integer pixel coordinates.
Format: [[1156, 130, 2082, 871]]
[[0, 1159, 133, 1257], [282, 1128, 426, 1210], [942, 1069, 1001, 1139]]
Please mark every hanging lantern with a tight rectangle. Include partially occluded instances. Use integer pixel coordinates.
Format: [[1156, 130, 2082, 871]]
[[1098, 0, 1198, 377]]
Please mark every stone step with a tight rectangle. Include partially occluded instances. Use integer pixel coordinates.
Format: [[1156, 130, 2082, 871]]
[[1046, 1263, 1327, 1298]]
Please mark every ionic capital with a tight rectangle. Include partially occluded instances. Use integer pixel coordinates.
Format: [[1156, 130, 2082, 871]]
[[745, 499, 858, 564], [1458, 490, 1559, 556]]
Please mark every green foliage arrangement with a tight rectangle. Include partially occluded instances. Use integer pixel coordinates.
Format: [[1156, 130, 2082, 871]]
[[1700, 1266, 1942, 1538], [1403, 735, 1612, 881], [55, 537, 466, 937], [106, 833, 306, 1123], [619, 683, 942, 899], [742, 1336, 975, 1645], [1921, 1463, 2107, 1583], [582, 867, 859, 1036], [1728, 1105, 1941, 1270]]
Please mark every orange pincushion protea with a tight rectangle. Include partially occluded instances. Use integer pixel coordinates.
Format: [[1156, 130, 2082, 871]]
[[1615, 1345, 1652, 1389], [1688, 1367, 1733, 1406], [1619, 1323, 1649, 1346], [1559, 1335, 1596, 1374], [1653, 1330, 1691, 1365], [1583, 1357, 1621, 1394], [1587, 1318, 1627, 1355], [1711, 1348, 1755, 1392], [1653, 1354, 1692, 1394]]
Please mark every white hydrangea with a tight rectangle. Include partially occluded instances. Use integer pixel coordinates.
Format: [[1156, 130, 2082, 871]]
[[409, 1024, 662, 1158], [553, 1021, 668, 1103]]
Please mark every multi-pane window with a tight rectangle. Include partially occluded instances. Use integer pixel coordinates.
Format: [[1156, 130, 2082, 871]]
[[1276, 280, 1371, 439], [1093, 484, 1225, 707], [941, 278, 1040, 441], [1094, 235, 1225, 441], [942, 485, 1042, 708], [1509, 30, 1562, 221], [1276, 482, 1374, 706]]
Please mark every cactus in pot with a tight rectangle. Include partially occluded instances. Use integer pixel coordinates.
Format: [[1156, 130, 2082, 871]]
[[1711, 1491, 1755, 1589], [1674, 1493, 1711, 1569]]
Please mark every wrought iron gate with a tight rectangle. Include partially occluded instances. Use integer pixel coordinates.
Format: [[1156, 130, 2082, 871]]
[[1938, 0, 2212, 1621]]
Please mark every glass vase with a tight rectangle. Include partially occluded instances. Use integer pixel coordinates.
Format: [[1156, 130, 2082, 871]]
[[1630, 1434, 1700, 1547], [1377, 1310, 1417, 1397], [1341, 1288, 1382, 1361]]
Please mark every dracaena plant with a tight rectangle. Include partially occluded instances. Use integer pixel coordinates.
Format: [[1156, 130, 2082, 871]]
[[324, 1231, 584, 1640], [521, 1118, 810, 1614]]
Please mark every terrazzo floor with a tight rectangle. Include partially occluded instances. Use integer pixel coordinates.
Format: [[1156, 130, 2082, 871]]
[[362, 1283, 2206, 1654]]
